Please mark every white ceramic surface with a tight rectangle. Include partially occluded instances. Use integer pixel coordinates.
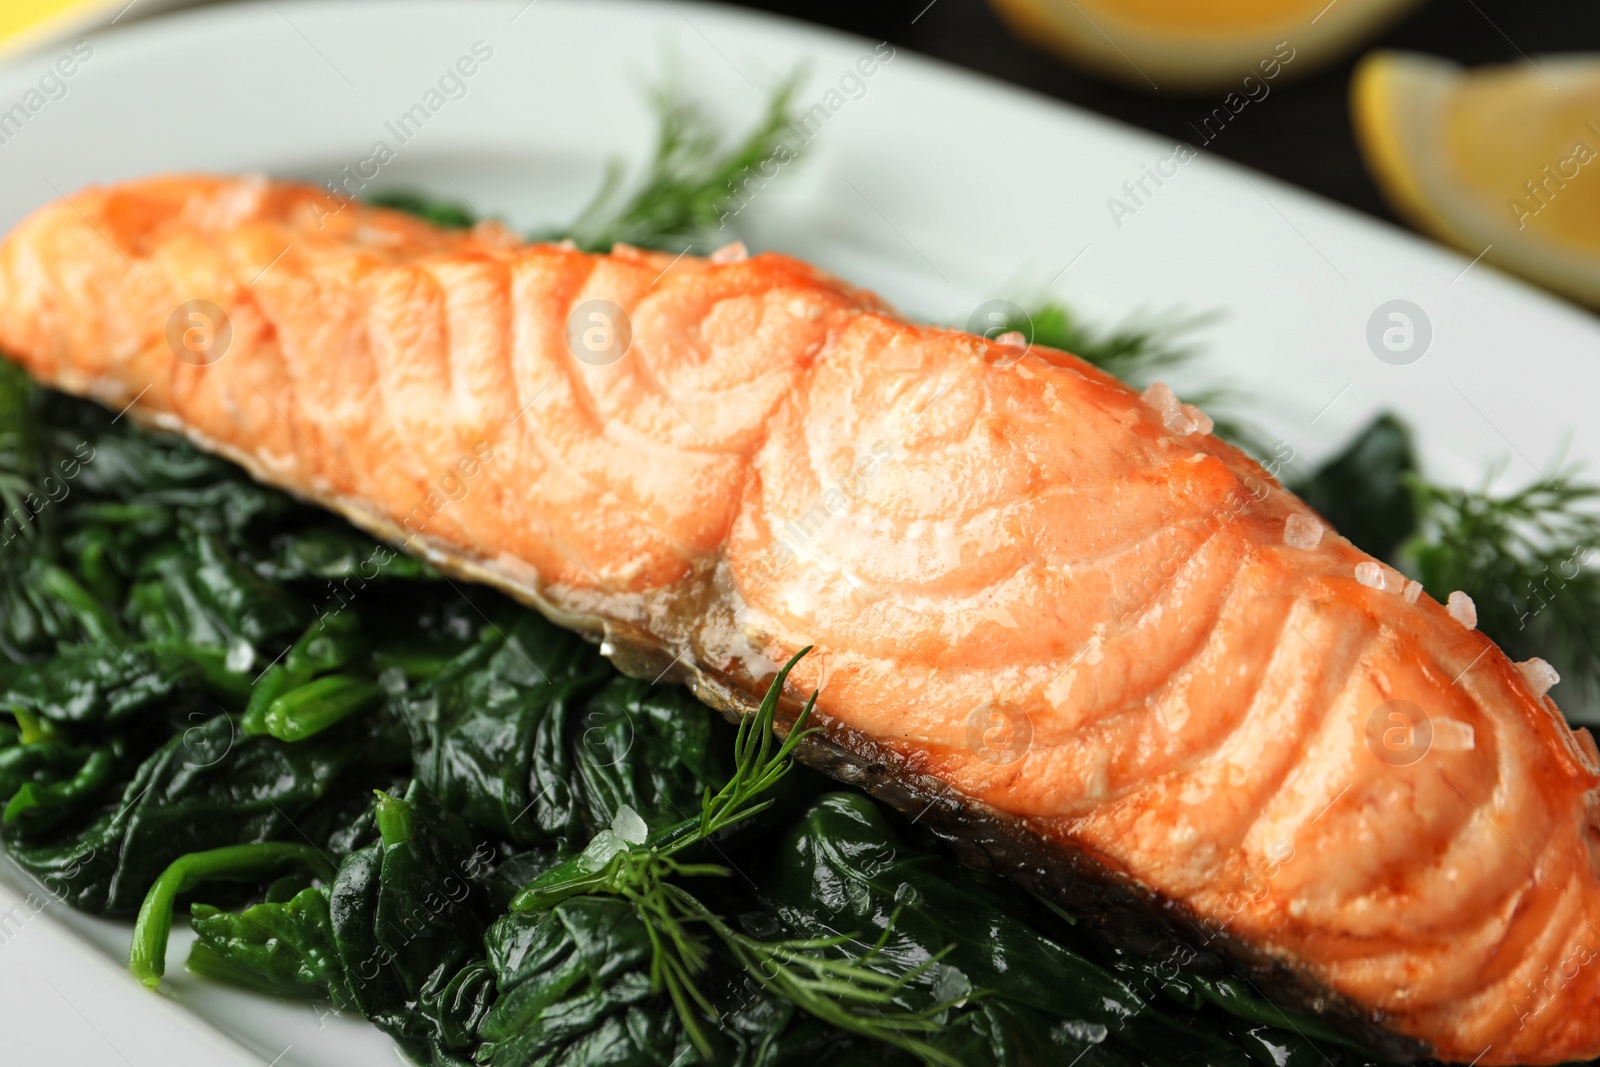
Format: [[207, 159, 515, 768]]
[[1, 1, 1597, 1063]]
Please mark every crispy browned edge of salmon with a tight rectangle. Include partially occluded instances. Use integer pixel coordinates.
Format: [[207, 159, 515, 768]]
[[112, 402, 1429, 1064]]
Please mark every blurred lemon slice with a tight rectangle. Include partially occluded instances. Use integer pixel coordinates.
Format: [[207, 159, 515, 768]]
[[990, 0, 1425, 92], [0, 0, 184, 64], [1354, 51, 1600, 308]]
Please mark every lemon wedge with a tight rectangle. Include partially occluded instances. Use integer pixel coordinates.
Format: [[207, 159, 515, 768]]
[[0, 0, 184, 64], [989, 0, 1424, 92], [1353, 51, 1600, 308]]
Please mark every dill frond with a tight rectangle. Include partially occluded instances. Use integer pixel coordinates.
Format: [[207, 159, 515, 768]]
[[552, 72, 805, 254], [1402, 466, 1600, 699], [510, 649, 957, 1064], [371, 73, 805, 254], [1015, 303, 1211, 389], [364, 190, 475, 229]]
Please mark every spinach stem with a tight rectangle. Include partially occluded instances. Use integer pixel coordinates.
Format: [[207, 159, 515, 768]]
[[10, 708, 55, 745], [128, 842, 335, 988], [259, 675, 382, 742], [3, 745, 117, 825], [373, 789, 413, 847]]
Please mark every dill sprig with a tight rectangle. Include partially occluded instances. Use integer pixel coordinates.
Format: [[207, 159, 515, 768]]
[[364, 190, 475, 230], [680, 887, 958, 1065], [551, 73, 804, 254], [371, 74, 804, 254], [697, 651, 818, 835], [1012, 303, 1211, 389], [511, 648, 959, 1065], [1402, 466, 1600, 695]]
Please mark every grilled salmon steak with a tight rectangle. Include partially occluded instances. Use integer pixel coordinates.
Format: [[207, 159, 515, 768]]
[[2, 175, 1598, 1065]]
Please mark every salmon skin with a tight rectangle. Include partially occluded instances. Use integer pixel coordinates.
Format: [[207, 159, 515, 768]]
[[3, 175, 1600, 1065]]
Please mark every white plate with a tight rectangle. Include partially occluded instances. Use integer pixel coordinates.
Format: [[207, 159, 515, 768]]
[[2, 1, 1599, 1063]]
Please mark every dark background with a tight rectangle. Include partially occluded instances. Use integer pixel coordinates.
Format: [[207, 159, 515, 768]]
[[672, 0, 1598, 228]]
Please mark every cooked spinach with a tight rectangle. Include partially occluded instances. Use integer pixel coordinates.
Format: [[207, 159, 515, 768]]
[[758, 792, 1370, 1067], [1297, 414, 1600, 701], [131, 839, 337, 987], [188, 782, 500, 1066], [394, 613, 724, 850], [1292, 413, 1418, 564], [6, 712, 402, 916]]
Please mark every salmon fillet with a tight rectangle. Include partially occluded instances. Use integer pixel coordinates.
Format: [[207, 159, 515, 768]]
[[3, 175, 1599, 1065]]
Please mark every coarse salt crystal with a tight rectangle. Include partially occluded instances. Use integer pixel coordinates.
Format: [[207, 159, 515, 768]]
[[225, 637, 255, 674], [1517, 657, 1560, 697], [1446, 590, 1477, 630], [1402, 580, 1423, 604], [611, 804, 649, 845], [1283, 514, 1323, 549], [1142, 381, 1178, 414], [1141, 381, 1209, 436], [578, 829, 625, 871], [994, 330, 1028, 348], [710, 240, 748, 264], [1167, 409, 1200, 435], [1355, 562, 1406, 592]]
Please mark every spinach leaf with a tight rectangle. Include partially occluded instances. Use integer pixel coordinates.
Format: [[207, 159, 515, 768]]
[[476, 896, 686, 1066], [7, 714, 402, 916], [397, 615, 724, 850], [326, 783, 499, 1065], [125, 526, 305, 662], [0, 561, 86, 660], [0, 364, 76, 658], [2, 736, 129, 835], [366, 783, 495, 1004], [256, 524, 434, 583], [188, 782, 499, 1066], [760, 792, 1245, 1067], [1292, 414, 1417, 563], [189, 886, 344, 998], [478, 896, 861, 1067], [0, 641, 183, 726]]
